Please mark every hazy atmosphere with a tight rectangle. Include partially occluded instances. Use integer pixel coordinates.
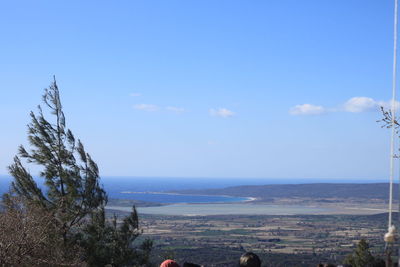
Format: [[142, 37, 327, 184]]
[[0, 0, 395, 180]]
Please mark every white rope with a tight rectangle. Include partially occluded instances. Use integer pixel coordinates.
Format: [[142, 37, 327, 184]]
[[387, 0, 399, 242]]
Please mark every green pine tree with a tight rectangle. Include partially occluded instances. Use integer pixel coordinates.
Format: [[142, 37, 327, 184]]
[[7, 77, 107, 242], [343, 239, 385, 267], [78, 207, 153, 266], [5, 78, 153, 266]]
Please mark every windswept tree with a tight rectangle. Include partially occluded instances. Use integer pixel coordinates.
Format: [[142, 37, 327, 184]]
[[7, 77, 107, 242], [3, 78, 153, 266]]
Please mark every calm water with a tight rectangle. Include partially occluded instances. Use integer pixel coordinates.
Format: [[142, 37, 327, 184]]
[[112, 192, 247, 203], [0, 175, 387, 204], [0, 176, 251, 203]]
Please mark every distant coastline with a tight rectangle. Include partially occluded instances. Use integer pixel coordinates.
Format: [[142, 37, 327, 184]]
[[118, 191, 251, 204], [120, 190, 255, 202]]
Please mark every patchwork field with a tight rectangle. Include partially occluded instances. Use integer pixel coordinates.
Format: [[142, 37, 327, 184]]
[[108, 198, 392, 266]]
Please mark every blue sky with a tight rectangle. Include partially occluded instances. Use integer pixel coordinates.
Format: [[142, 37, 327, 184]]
[[0, 0, 397, 180]]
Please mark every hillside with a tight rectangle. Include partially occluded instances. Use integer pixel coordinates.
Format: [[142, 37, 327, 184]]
[[171, 183, 396, 200]]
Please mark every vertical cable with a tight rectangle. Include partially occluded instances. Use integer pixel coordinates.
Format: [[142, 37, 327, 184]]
[[389, 0, 398, 232]]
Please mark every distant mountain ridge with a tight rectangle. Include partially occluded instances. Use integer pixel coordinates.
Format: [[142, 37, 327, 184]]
[[170, 183, 397, 200]]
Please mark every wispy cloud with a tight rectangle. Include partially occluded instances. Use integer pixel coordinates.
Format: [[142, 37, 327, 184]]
[[289, 96, 399, 116], [133, 104, 159, 112], [342, 97, 378, 113], [130, 92, 142, 97], [289, 104, 325, 115], [166, 106, 185, 114], [209, 108, 235, 118], [375, 99, 400, 111]]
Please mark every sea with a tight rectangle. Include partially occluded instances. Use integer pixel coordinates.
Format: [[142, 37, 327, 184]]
[[0, 175, 385, 204]]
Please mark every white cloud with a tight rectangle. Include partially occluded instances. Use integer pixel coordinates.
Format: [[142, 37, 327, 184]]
[[289, 104, 325, 115], [289, 96, 400, 116], [133, 104, 159, 112], [377, 99, 400, 111], [209, 108, 235, 118], [343, 97, 378, 113], [166, 106, 185, 114], [130, 93, 141, 97]]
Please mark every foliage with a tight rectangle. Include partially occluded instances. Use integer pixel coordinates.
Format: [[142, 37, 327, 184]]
[[343, 239, 385, 267], [0, 196, 83, 266], [77, 206, 153, 266], [7, 78, 107, 242], [2, 78, 152, 266]]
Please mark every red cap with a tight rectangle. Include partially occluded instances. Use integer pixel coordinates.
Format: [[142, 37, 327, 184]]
[[160, 259, 180, 267]]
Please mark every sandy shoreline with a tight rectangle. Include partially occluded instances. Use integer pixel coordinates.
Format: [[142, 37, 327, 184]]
[[119, 191, 255, 202]]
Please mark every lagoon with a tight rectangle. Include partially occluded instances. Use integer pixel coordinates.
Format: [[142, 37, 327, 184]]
[[112, 191, 248, 204], [107, 203, 333, 216]]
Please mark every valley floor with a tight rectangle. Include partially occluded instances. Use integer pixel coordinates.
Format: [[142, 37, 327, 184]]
[[107, 197, 392, 266]]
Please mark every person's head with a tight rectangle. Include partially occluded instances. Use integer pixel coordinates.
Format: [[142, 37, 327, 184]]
[[183, 263, 202, 267], [160, 259, 180, 267], [239, 252, 261, 267]]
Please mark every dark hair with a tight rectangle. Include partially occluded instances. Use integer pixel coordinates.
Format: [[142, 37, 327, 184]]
[[239, 252, 261, 267], [183, 263, 201, 267]]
